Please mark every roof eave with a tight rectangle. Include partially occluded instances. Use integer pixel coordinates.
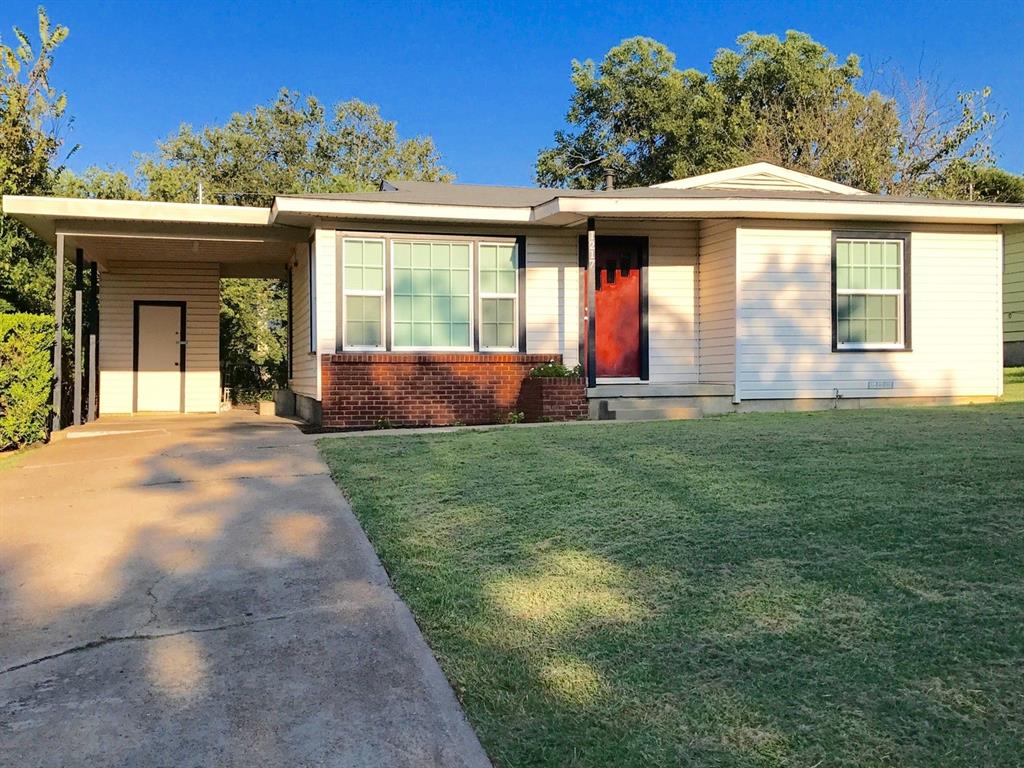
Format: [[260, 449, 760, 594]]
[[535, 197, 1024, 225], [272, 195, 536, 225]]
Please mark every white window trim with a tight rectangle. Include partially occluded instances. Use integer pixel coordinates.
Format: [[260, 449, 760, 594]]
[[341, 237, 387, 352], [478, 241, 519, 352], [835, 237, 906, 351], [389, 238, 476, 352]]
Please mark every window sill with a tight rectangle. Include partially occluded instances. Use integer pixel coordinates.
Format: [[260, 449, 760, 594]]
[[833, 345, 912, 353]]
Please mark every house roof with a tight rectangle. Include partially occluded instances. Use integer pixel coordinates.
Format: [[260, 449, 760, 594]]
[[649, 161, 870, 195], [6, 162, 1024, 243]]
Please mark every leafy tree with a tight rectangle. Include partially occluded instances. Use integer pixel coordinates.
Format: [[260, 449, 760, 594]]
[[967, 166, 1024, 203], [52, 166, 141, 199], [0, 7, 70, 312], [135, 89, 452, 205], [219, 279, 287, 402], [538, 31, 997, 198]]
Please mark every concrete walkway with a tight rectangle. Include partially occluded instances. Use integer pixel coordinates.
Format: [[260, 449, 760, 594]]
[[0, 412, 490, 768]]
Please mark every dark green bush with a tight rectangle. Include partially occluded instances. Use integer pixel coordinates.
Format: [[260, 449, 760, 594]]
[[528, 360, 583, 378], [0, 313, 54, 449]]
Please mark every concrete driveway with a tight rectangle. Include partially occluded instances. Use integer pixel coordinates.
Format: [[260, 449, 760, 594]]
[[0, 412, 490, 768]]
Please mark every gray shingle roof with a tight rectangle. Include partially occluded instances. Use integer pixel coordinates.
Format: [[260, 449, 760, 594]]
[[279, 179, 1024, 209]]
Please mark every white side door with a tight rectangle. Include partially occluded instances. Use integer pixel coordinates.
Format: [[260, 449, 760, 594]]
[[136, 304, 183, 412]]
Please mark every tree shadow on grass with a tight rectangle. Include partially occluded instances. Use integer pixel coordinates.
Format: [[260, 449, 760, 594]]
[[320, 400, 1024, 767]]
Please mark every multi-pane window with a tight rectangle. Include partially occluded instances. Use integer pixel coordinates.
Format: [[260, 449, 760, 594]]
[[342, 239, 385, 349], [339, 235, 521, 352], [392, 241, 473, 349], [478, 243, 518, 350], [834, 237, 907, 349]]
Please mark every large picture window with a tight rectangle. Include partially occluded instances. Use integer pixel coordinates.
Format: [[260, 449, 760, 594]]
[[833, 234, 910, 350], [392, 240, 473, 349], [339, 235, 523, 353]]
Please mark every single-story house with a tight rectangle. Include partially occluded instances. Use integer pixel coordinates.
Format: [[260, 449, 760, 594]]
[[4, 162, 1023, 430]]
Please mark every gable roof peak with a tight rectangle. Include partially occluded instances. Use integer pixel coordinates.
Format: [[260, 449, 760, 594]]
[[652, 162, 869, 196]]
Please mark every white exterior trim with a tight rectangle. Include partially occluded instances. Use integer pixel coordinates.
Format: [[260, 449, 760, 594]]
[[339, 237, 387, 352], [651, 162, 869, 195], [533, 196, 1024, 226], [2, 195, 273, 225], [274, 196, 532, 224]]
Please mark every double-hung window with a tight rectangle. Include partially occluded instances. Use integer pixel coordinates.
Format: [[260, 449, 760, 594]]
[[478, 243, 518, 350], [833, 234, 910, 350], [341, 238, 386, 350]]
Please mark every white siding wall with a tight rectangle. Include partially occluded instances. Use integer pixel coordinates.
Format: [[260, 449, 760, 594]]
[[1004, 225, 1024, 344], [288, 241, 317, 398], [737, 222, 1004, 399], [699, 172, 829, 193], [312, 229, 338, 401], [99, 260, 220, 414], [525, 233, 580, 366], [698, 220, 737, 384]]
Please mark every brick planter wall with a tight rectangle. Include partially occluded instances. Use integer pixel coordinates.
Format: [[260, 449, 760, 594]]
[[517, 377, 588, 422], [321, 353, 557, 429]]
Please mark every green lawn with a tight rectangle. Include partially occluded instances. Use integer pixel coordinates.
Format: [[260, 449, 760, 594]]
[[319, 371, 1024, 768]]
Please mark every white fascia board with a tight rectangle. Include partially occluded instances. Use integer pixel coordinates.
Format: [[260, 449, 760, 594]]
[[272, 196, 534, 224], [536, 196, 1024, 225], [1, 195, 273, 225], [651, 162, 869, 195]]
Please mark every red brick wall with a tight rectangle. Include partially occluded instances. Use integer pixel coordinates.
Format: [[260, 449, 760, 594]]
[[321, 353, 558, 429], [517, 377, 588, 422]]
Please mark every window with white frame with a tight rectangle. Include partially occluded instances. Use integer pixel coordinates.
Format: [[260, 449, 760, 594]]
[[833, 235, 909, 350], [392, 240, 473, 349], [338, 235, 522, 352], [342, 238, 385, 349], [478, 242, 518, 350]]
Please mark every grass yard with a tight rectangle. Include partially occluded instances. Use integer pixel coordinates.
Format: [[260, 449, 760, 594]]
[[319, 371, 1024, 767]]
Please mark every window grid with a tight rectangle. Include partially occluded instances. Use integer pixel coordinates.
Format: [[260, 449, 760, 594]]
[[835, 238, 905, 349], [478, 242, 519, 351], [342, 238, 386, 350], [391, 240, 474, 351]]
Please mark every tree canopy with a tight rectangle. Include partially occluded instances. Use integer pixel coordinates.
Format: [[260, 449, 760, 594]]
[[130, 90, 451, 206], [0, 7, 70, 312], [537, 31, 1002, 198]]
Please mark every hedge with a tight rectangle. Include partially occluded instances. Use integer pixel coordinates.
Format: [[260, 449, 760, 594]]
[[0, 313, 55, 450]]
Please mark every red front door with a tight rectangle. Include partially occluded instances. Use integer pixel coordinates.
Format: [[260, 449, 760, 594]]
[[594, 240, 642, 378]]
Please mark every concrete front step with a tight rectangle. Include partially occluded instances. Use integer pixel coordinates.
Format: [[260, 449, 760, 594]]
[[586, 382, 734, 398], [610, 406, 702, 421], [590, 395, 736, 421]]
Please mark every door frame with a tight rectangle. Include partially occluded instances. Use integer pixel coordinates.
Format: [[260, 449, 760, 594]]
[[133, 300, 187, 413], [578, 234, 649, 387]]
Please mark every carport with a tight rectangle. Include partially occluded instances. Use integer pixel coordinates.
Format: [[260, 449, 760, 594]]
[[2, 196, 307, 428]]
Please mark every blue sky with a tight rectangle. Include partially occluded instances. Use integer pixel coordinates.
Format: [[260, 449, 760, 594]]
[[6, 0, 1024, 186]]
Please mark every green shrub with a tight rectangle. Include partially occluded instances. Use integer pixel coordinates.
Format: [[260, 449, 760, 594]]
[[0, 314, 55, 450], [528, 360, 583, 378]]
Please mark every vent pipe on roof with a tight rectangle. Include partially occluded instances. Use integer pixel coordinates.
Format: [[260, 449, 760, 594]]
[[604, 169, 616, 191]]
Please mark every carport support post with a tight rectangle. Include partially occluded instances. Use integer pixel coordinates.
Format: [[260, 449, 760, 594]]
[[585, 217, 597, 389], [52, 233, 65, 432], [73, 248, 84, 426], [88, 261, 98, 422]]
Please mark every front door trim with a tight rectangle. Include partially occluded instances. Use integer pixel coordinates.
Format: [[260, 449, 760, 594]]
[[133, 300, 186, 413], [578, 232, 649, 387]]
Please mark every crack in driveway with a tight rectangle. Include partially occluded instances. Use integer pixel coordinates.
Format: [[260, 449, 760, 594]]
[[1, 611, 300, 677]]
